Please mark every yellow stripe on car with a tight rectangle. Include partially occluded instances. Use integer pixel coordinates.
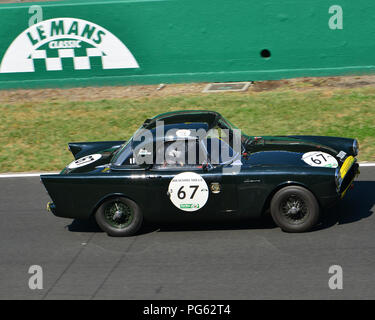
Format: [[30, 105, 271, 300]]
[[340, 156, 355, 178]]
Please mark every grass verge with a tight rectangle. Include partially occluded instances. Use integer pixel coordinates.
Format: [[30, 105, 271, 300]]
[[0, 86, 374, 172]]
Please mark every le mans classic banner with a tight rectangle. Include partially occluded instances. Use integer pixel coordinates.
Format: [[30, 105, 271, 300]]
[[0, 0, 374, 89]]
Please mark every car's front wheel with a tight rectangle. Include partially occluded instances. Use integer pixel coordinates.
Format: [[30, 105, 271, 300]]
[[270, 186, 320, 233], [95, 197, 143, 237]]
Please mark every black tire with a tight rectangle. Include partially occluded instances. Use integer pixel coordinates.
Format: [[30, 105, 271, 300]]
[[95, 197, 143, 237], [270, 186, 320, 233]]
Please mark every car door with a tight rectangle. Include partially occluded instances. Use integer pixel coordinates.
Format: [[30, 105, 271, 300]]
[[146, 139, 238, 222]]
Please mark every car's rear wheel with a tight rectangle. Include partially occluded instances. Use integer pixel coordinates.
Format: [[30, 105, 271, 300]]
[[95, 197, 143, 237], [270, 186, 320, 233]]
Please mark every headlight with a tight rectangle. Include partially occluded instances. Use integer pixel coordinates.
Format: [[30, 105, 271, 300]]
[[352, 139, 359, 156]]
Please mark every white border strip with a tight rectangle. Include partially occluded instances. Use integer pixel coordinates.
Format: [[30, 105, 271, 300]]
[[0, 172, 59, 178], [359, 163, 375, 167]]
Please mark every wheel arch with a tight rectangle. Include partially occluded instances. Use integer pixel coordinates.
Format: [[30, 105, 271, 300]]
[[261, 181, 321, 217], [90, 193, 140, 217]]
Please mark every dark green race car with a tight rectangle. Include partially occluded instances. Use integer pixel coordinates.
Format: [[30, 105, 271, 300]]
[[41, 110, 360, 236]]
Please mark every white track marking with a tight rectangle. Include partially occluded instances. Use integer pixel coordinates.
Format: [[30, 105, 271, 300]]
[[359, 163, 375, 167], [0, 172, 59, 178]]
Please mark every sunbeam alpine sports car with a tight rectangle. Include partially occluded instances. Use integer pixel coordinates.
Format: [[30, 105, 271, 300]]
[[41, 110, 360, 236]]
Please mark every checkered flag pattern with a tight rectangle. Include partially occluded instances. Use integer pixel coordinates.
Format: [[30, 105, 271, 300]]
[[30, 48, 104, 71]]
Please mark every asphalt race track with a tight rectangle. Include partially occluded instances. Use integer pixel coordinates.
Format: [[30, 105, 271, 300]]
[[0, 167, 374, 300]]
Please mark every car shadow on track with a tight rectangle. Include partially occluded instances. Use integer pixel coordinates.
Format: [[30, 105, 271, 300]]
[[155, 217, 278, 234], [66, 181, 374, 235], [67, 217, 163, 235], [66, 212, 278, 235], [66, 216, 102, 233], [316, 181, 375, 231], [66, 216, 278, 236]]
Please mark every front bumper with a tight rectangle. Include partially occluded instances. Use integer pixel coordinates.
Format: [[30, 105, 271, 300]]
[[335, 156, 360, 199]]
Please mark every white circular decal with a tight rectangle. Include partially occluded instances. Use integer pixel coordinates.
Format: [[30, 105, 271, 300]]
[[0, 18, 139, 74], [168, 172, 209, 212], [68, 154, 102, 169], [176, 129, 191, 138], [302, 151, 338, 168]]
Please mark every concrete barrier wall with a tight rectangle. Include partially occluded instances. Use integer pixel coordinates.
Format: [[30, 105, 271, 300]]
[[0, 0, 374, 88]]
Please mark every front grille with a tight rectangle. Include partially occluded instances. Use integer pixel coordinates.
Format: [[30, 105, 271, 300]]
[[339, 162, 359, 194]]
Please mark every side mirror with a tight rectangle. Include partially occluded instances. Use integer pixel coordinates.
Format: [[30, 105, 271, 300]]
[[143, 163, 153, 170], [202, 161, 213, 172]]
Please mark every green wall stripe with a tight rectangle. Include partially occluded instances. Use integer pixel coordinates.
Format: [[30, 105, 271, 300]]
[[0, 0, 373, 89]]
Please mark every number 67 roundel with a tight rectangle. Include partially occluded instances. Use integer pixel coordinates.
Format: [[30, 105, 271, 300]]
[[302, 151, 338, 168], [168, 172, 209, 212]]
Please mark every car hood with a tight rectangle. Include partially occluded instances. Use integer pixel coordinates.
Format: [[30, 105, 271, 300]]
[[244, 150, 318, 168], [244, 135, 355, 156], [243, 135, 355, 168]]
